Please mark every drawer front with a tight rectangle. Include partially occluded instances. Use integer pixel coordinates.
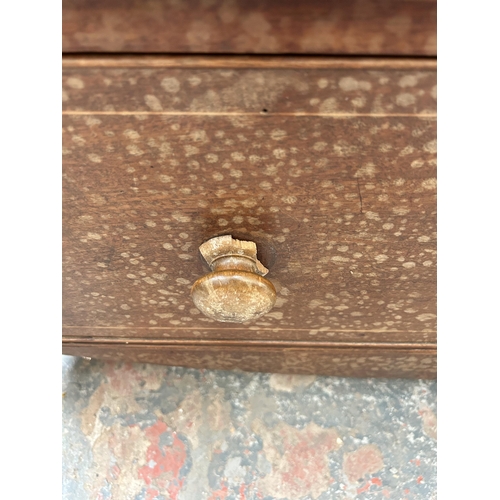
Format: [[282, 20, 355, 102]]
[[62, 0, 437, 55], [63, 56, 436, 376]]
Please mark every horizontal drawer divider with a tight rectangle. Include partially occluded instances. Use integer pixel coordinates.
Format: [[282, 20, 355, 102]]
[[62, 111, 436, 118], [62, 55, 437, 70], [63, 326, 434, 333], [63, 337, 436, 350]]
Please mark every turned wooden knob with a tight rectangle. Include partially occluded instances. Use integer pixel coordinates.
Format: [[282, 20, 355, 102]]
[[191, 235, 277, 323]]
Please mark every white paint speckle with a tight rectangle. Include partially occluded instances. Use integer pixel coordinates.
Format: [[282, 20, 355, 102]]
[[144, 94, 163, 111], [350, 96, 367, 109], [332, 256, 349, 263], [231, 152, 245, 161], [354, 163, 377, 178], [421, 178, 437, 190], [399, 146, 415, 156], [319, 98, 337, 113], [67, 77, 84, 89], [424, 140, 437, 153], [84, 117, 101, 127], [266, 311, 283, 320], [399, 75, 418, 87], [365, 211, 380, 220], [339, 77, 371, 91], [126, 144, 144, 156], [392, 207, 411, 215], [281, 195, 297, 204], [124, 129, 140, 139], [396, 93, 416, 107], [205, 153, 218, 163], [161, 77, 180, 93], [188, 76, 201, 86], [313, 142, 327, 151], [416, 313, 436, 322], [402, 262, 416, 268], [171, 212, 191, 223], [317, 78, 329, 89], [184, 145, 199, 156], [72, 135, 85, 146], [271, 129, 287, 140]]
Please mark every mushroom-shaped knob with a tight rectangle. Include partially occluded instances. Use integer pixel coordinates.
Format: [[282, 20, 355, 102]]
[[191, 235, 277, 323]]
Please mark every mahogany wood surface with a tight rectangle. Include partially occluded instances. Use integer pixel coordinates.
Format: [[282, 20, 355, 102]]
[[62, 0, 437, 56], [62, 56, 436, 377]]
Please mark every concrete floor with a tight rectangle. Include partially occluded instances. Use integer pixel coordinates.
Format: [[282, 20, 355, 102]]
[[62, 356, 437, 500]]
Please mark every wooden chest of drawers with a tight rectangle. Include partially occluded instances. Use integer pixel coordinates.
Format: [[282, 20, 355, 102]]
[[62, 1, 436, 378]]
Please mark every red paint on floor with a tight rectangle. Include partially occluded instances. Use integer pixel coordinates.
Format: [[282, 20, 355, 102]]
[[138, 420, 187, 499], [357, 482, 371, 494], [357, 477, 383, 494], [343, 444, 384, 483], [146, 488, 160, 500], [208, 483, 229, 500], [277, 426, 340, 495]]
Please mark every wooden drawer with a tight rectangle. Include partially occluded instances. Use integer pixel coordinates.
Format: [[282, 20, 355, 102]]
[[62, 56, 436, 378], [62, 0, 437, 56]]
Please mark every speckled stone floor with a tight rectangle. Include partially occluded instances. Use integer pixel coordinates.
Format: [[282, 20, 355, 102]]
[[62, 356, 437, 500]]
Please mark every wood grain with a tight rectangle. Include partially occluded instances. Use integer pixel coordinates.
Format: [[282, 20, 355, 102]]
[[61, 342, 437, 379], [62, 0, 437, 56], [62, 56, 436, 376]]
